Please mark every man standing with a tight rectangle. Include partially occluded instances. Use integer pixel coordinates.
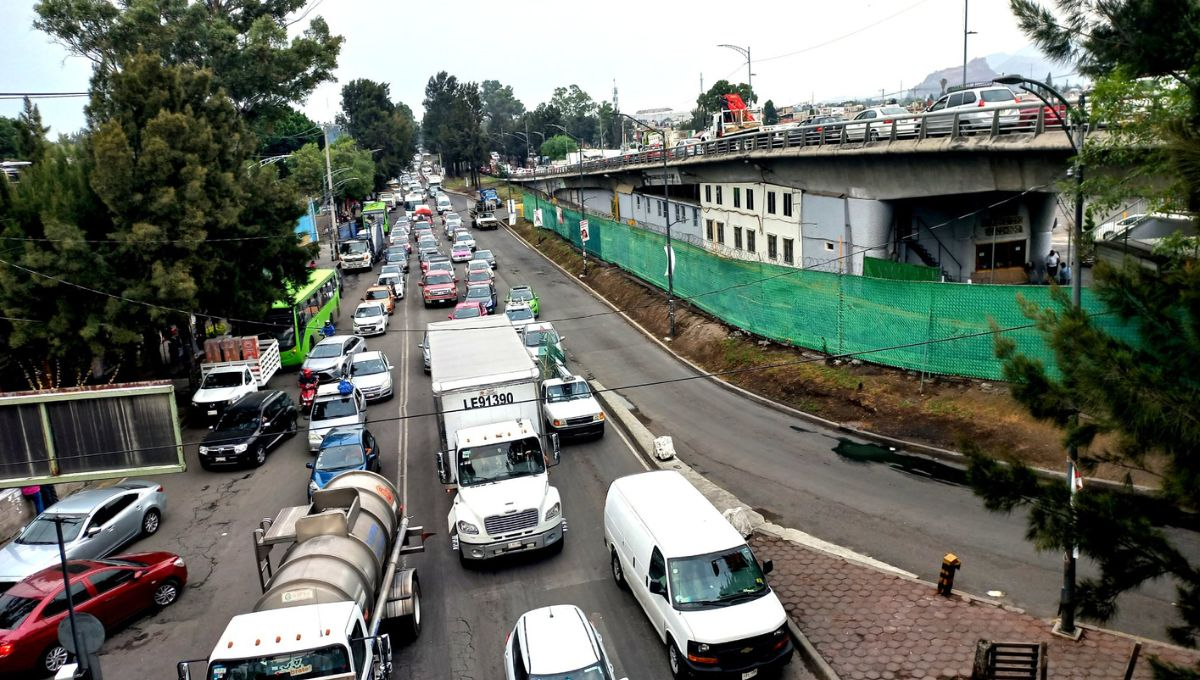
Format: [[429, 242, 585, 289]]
[[1045, 250, 1061, 283]]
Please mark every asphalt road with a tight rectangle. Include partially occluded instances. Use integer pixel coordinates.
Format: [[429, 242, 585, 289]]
[[93, 192, 812, 680]]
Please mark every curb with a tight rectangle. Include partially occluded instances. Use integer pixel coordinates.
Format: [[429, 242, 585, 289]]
[[501, 219, 1156, 496], [786, 618, 843, 680]]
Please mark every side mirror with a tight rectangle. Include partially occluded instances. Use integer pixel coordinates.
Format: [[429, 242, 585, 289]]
[[417, 282, 425, 287], [549, 434, 561, 466], [436, 451, 451, 485], [132, 570, 145, 580], [86, 526, 102, 537], [177, 661, 194, 680], [305, 462, 314, 469], [558, 336, 567, 342], [648, 580, 666, 596], [761, 559, 774, 575]]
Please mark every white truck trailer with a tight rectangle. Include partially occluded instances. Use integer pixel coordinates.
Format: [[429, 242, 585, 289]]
[[191, 337, 282, 421], [178, 471, 424, 680], [427, 316, 564, 563]]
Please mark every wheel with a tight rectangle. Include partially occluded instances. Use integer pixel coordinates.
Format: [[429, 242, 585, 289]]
[[611, 550, 627, 590], [252, 444, 267, 468], [401, 576, 422, 640], [199, 459, 213, 471], [141, 508, 161, 536], [668, 639, 689, 679], [868, 130, 880, 142], [285, 415, 298, 438], [153, 578, 182, 607], [42, 644, 71, 674]]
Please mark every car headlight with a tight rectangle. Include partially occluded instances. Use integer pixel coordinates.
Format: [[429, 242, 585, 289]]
[[198, 446, 209, 454], [551, 419, 564, 427], [308, 480, 319, 495], [233, 443, 248, 453], [544, 502, 561, 521], [595, 412, 606, 422], [697, 643, 711, 653], [457, 520, 479, 535]]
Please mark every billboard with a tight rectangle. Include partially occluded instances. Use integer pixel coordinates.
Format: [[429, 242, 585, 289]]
[[0, 381, 186, 488]]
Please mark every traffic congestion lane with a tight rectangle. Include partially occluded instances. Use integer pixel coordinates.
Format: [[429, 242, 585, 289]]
[[97, 254, 407, 679], [454, 191, 1187, 640], [383, 205, 674, 678]]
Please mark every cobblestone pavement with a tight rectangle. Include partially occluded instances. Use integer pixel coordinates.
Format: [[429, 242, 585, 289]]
[[751, 534, 1200, 680]]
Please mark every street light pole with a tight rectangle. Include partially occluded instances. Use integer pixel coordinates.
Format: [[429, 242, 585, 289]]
[[618, 112, 676, 339], [718, 44, 753, 94], [995, 73, 1086, 636], [549, 124, 589, 277], [323, 124, 338, 261]]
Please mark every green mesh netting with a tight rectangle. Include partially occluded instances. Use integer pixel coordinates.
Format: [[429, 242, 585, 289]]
[[522, 191, 1123, 380]]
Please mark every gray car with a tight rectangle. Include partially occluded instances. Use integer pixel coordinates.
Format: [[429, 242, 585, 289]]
[[0, 480, 167, 592], [302, 335, 367, 382]]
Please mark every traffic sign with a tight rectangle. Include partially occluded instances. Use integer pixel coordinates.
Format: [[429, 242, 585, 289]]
[[580, 219, 590, 243]]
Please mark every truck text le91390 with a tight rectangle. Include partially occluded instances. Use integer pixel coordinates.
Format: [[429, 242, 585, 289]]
[[464, 392, 515, 409]]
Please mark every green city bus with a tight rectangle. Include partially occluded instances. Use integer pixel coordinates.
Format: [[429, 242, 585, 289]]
[[362, 200, 390, 234], [264, 268, 342, 367]]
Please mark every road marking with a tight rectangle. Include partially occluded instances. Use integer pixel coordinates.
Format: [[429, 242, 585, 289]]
[[610, 415, 651, 472]]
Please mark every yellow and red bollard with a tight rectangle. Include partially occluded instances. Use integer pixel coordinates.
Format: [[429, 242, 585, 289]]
[[937, 553, 961, 596]]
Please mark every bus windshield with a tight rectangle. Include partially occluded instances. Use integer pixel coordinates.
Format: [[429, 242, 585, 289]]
[[206, 644, 351, 680], [265, 308, 297, 350]]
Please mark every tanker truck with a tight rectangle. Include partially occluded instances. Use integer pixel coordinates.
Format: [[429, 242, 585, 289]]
[[177, 471, 424, 680]]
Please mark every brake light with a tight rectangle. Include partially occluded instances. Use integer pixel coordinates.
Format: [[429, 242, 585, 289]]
[[978, 98, 987, 107], [0, 641, 13, 658], [773, 636, 789, 651], [883, 119, 893, 124]]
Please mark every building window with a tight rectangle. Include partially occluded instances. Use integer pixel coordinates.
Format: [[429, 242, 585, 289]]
[[783, 238, 795, 264], [733, 226, 742, 249], [767, 191, 777, 215], [825, 241, 835, 251], [704, 184, 712, 203], [636, 195, 641, 209], [716, 186, 723, 205], [692, 208, 698, 227], [716, 222, 725, 244], [783, 193, 794, 217], [676, 204, 684, 222], [706, 219, 714, 240], [733, 187, 741, 208], [768, 234, 778, 258], [747, 189, 755, 211], [747, 230, 756, 253]]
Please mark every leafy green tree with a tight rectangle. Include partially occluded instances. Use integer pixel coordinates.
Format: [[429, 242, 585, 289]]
[[481, 79, 525, 141], [763, 100, 779, 125], [687, 80, 755, 132], [550, 84, 598, 144], [0, 116, 20, 158], [35, 0, 343, 124], [16, 97, 50, 162], [254, 107, 322, 158], [337, 79, 416, 187], [540, 134, 577, 161], [289, 136, 375, 205], [597, 101, 618, 148], [444, 82, 486, 186], [422, 71, 460, 156]]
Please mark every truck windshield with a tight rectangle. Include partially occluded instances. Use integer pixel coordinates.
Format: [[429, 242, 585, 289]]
[[458, 437, 545, 486], [545, 381, 591, 403], [523, 330, 559, 348], [668, 545, 768, 611], [201, 372, 244, 389], [341, 241, 369, 255], [312, 397, 358, 421], [205, 644, 351, 679]]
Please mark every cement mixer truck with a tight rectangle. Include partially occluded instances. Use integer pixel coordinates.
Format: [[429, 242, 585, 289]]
[[177, 471, 424, 680]]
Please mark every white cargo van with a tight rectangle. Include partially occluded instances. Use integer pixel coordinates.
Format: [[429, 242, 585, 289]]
[[604, 471, 793, 678]]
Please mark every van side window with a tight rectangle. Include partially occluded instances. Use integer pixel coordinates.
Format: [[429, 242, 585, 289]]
[[649, 547, 667, 593], [511, 632, 529, 680], [349, 620, 366, 671]]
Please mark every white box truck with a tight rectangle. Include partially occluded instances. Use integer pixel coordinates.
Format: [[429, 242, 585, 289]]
[[177, 471, 424, 680], [427, 316, 564, 563]]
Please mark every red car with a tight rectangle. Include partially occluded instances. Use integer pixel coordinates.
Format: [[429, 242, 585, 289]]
[[449, 301, 488, 320], [0, 552, 187, 676]]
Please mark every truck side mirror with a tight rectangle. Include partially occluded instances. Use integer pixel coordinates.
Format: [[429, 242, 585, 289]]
[[761, 559, 774, 575], [550, 433, 561, 466], [436, 451, 451, 484], [177, 661, 193, 680], [305, 462, 314, 469]]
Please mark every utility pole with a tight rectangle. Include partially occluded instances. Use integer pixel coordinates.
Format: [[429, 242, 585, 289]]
[[717, 44, 753, 95], [323, 124, 337, 261], [962, 0, 976, 89]]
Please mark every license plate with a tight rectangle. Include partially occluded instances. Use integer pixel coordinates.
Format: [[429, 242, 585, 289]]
[[214, 457, 226, 463], [507, 541, 523, 549], [742, 671, 758, 679], [207, 410, 218, 416]]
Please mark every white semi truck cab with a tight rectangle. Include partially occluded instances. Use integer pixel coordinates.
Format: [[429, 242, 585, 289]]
[[427, 316, 564, 564], [178, 471, 424, 680]]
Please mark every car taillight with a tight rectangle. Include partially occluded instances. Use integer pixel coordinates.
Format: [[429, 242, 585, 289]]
[[156, 485, 164, 492], [978, 99, 987, 107], [883, 119, 893, 124], [0, 641, 13, 658]]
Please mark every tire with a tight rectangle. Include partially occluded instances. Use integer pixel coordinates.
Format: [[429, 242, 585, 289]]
[[285, 415, 298, 438], [252, 444, 267, 468], [43, 644, 72, 674], [868, 130, 880, 142], [611, 550, 627, 590], [153, 578, 182, 607], [141, 508, 161, 537], [199, 459, 213, 471], [668, 639, 689, 679], [401, 576, 422, 641]]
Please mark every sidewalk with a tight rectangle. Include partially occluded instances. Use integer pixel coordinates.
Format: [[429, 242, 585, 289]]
[[752, 533, 1199, 680]]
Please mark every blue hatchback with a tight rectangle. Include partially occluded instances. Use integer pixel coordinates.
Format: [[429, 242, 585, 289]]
[[306, 426, 380, 499]]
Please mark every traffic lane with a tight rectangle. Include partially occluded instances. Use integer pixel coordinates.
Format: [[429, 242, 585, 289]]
[[387, 252, 673, 680], [461, 197, 1184, 639], [100, 259, 404, 678]]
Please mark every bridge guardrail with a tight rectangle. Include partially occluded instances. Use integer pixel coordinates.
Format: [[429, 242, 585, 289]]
[[518, 100, 1083, 179]]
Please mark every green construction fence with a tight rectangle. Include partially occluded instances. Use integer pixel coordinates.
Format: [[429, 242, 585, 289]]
[[521, 191, 1126, 381]]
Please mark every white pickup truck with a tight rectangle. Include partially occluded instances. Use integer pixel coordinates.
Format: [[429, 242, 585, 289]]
[[541, 375, 606, 439], [472, 211, 500, 230], [191, 338, 281, 421]]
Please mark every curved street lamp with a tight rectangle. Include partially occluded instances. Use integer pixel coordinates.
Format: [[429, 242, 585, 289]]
[[994, 72, 1086, 639], [717, 44, 753, 93]]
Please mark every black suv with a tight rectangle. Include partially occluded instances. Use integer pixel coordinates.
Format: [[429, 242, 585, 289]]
[[198, 390, 298, 470]]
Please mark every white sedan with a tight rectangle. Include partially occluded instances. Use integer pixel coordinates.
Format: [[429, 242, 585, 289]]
[[351, 302, 388, 337], [844, 106, 917, 141], [347, 351, 394, 402]]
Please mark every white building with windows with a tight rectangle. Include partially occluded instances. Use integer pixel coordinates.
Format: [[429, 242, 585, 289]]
[[699, 181, 805, 267]]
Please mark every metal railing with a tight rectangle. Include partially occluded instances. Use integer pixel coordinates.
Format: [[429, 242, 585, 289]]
[[517, 100, 1081, 180]]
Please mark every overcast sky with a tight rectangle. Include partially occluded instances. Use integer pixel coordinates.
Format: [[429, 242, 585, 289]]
[[2, 0, 1050, 135]]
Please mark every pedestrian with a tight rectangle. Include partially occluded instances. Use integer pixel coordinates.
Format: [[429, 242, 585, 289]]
[[21, 486, 44, 515], [1045, 250, 1060, 283], [40, 484, 58, 508]]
